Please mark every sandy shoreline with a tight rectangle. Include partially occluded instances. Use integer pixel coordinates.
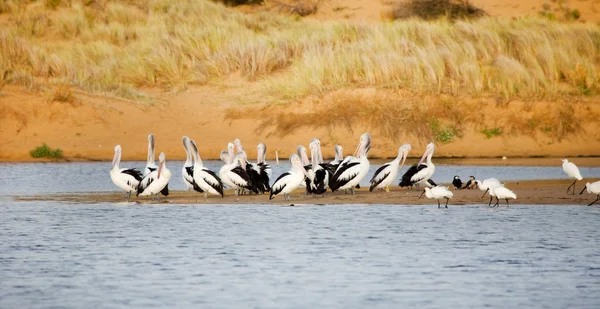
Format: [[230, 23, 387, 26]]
[[15, 179, 600, 206]]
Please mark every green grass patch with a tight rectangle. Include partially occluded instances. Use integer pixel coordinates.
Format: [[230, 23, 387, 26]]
[[430, 119, 462, 144], [481, 127, 502, 139], [30, 143, 64, 159]]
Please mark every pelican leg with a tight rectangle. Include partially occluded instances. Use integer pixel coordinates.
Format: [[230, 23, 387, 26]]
[[385, 185, 390, 193], [150, 193, 154, 203], [588, 195, 600, 206], [204, 192, 208, 200], [445, 198, 449, 209], [350, 188, 355, 195], [157, 193, 161, 203], [567, 180, 576, 195]]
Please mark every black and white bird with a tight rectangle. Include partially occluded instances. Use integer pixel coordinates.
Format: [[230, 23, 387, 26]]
[[270, 154, 311, 201], [307, 138, 330, 195], [330, 133, 371, 194], [462, 176, 477, 189], [181, 136, 203, 193], [255, 142, 272, 192], [137, 152, 172, 203], [110, 145, 143, 200], [399, 142, 437, 188], [580, 181, 600, 206], [562, 159, 583, 195], [234, 139, 270, 193], [144, 133, 158, 176], [369, 144, 411, 192], [188, 138, 224, 198], [452, 176, 463, 190], [219, 150, 257, 195]]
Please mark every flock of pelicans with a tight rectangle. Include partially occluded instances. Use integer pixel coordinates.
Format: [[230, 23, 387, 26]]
[[110, 133, 600, 207]]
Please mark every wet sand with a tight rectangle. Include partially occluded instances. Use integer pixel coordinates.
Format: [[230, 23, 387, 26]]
[[15, 179, 600, 206]]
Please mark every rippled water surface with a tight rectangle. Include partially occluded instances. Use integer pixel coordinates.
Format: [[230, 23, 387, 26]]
[[1, 202, 600, 308], [1, 162, 600, 308]]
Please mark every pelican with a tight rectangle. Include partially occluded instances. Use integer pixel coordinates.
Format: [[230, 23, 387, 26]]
[[419, 186, 453, 208], [189, 139, 224, 198], [144, 133, 157, 176], [182, 136, 202, 193], [580, 181, 600, 206], [219, 151, 256, 195], [562, 159, 583, 195], [489, 185, 517, 207], [137, 152, 172, 203], [297, 145, 311, 167], [235, 139, 269, 193], [110, 145, 143, 200], [399, 142, 437, 189], [307, 138, 330, 195], [330, 133, 371, 194], [326, 145, 344, 187], [369, 144, 411, 192], [270, 154, 311, 201], [476, 178, 503, 206], [255, 142, 272, 193]]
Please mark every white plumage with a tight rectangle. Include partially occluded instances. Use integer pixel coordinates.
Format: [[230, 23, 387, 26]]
[[562, 159, 583, 195], [330, 133, 371, 194], [580, 181, 600, 206], [181, 136, 196, 191], [188, 139, 224, 198], [489, 186, 517, 207], [270, 154, 310, 201], [369, 144, 411, 192], [109, 145, 143, 200], [421, 186, 453, 208], [475, 177, 504, 206], [144, 133, 157, 176], [137, 152, 172, 203]]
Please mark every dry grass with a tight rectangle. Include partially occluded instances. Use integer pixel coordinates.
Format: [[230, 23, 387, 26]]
[[0, 0, 599, 103]]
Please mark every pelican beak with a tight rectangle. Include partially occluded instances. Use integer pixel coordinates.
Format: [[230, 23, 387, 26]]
[[418, 148, 429, 165], [157, 161, 163, 179], [481, 188, 489, 198], [353, 140, 363, 158], [295, 159, 310, 179], [318, 146, 323, 164], [111, 151, 118, 169], [399, 150, 408, 170], [418, 190, 425, 199]]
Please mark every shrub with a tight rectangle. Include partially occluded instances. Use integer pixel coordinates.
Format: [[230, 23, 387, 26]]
[[393, 0, 485, 20], [30, 143, 64, 159], [481, 127, 502, 138], [430, 119, 462, 143]]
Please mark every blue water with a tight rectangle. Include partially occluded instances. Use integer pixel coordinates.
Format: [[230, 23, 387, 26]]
[[1, 160, 600, 196], [1, 202, 599, 308], [1, 162, 600, 308]]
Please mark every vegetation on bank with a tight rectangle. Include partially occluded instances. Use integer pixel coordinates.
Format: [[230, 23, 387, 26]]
[[29, 143, 63, 159], [0, 0, 598, 103]]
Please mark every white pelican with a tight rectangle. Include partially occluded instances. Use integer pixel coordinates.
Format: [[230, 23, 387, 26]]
[[419, 186, 453, 208], [580, 181, 600, 206], [220, 150, 230, 164], [475, 178, 503, 206], [182, 136, 202, 193], [330, 133, 371, 194], [137, 152, 172, 203], [489, 185, 517, 207], [188, 139, 224, 198], [307, 138, 329, 195], [399, 142, 437, 188], [144, 133, 157, 176], [369, 144, 411, 192], [110, 145, 143, 200], [219, 151, 256, 195], [270, 154, 311, 201], [562, 159, 583, 195]]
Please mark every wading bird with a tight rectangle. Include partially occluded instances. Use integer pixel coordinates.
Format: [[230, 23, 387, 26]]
[[270, 154, 311, 201], [330, 133, 371, 194], [137, 152, 172, 203], [476, 178, 503, 206], [110, 145, 143, 200], [562, 159, 583, 195], [580, 181, 600, 206], [419, 186, 453, 208], [489, 185, 517, 207], [369, 144, 411, 192]]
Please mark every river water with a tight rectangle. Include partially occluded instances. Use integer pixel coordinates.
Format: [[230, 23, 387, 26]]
[[0, 162, 599, 308]]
